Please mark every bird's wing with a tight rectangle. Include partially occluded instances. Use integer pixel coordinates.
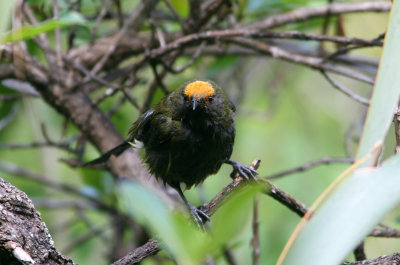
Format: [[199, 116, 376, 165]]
[[128, 109, 154, 140], [144, 114, 184, 146]]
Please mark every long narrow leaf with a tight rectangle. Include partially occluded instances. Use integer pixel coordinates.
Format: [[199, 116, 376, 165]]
[[356, 1, 400, 161], [281, 154, 400, 265], [279, 1, 400, 264], [0, 1, 12, 37], [1, 11, 86, 44]]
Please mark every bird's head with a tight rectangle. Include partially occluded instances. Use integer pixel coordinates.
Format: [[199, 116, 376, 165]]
[[183, 80, 217, 111]]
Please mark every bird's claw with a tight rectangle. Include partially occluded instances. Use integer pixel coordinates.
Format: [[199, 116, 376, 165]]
[[188, 204, 210, 229], [227, 160, 258, 181]]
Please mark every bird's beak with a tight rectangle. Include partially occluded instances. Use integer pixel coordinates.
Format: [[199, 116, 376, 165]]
[[192, 98, 198, 111]]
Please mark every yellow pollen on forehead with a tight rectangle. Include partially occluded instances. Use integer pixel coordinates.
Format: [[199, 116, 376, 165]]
[[184, 81, 215, 99]]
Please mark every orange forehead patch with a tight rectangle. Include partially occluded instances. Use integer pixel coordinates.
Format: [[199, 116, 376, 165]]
[[184, 81, 215, 99]]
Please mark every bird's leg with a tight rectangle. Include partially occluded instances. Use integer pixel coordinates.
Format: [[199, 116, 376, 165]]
[[176, 186, 210, 227], [224, 160, 258, 180]]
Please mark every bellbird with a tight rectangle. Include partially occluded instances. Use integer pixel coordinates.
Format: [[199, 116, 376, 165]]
[[85, 80, 257, 224]]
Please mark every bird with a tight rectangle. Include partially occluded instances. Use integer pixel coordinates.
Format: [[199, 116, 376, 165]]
[[84, 80, 257, 225]]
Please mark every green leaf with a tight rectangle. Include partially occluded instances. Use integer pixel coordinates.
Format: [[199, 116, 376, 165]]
[[1, 11, 86, 43], [279, 2, 400, 264], [281, 154, 400, 265], [119, 180, 261, 264], [211, 184, 261, 246], [118, 180, 211, 265], [355, 1, 400, 162], [0, 1, 12, 36], [169, 0, 189, 18]]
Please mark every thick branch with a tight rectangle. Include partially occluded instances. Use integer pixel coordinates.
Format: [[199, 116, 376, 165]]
[[344, 252, 400, 265], [0, 178, 74, 265]]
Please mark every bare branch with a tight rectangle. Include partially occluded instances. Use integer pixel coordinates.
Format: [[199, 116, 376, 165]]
[[344, 252, 400, 265], [111, 239, 160, 265], [53, 0, 63, 71], [246, 1, 391, 30], [251, 198, 260, 265], [223, 249, 239, 265], [0, 140, 76, 153], [320, 70, 371, 105], [0, 161, 118, 214], [267, 157, 354, 179], [353, 242, 367, 261], [0, 103, 18, 131], [369, 228, 400, 238], [87, 0, 160, 77]]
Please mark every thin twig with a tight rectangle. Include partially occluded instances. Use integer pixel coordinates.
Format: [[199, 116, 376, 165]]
[[0, 161, 119, 215], [0, 94, 25, 101], [149, 61, 170, 94], [86, 0, 160, 79], [33, 199, 95, 210], [111, 239, 160, 265], [223, 249, 239, 265], [63, 224, 110, 254], [353, 242, 366, 261], [53, 0, 63, 70], [260, 178, 309, 218], [22, 4, 56, 67], [394, 101, 400, 153], [162, 0, 186, 31], [230, 37, 375, 85], [246, 1, 391, 30], [106, 96, 127, 117], [0, 103, 18, 131], [148, 29, 382, 60], [0, 140, 76, 153], [114, 0, 124, 28], [90, 4, 109, 44], [267, 157, 354, 179], [251, 197, 260, 265], [320, 70, 370, 105], [189, 0, 201, 27], [159, 41, 206, 73]]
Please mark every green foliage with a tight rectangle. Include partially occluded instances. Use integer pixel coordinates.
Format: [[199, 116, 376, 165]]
[[355, 4, 400, 161], [0, 1, 12, 35], [0, 0, 394, 264], [169, 0, 189, 18], [1, 11, 86, 43], [119, 180, 260, 264], [211, 184, 262, 246], [282, 154, 400, 265], [279, 2, 400, 264]]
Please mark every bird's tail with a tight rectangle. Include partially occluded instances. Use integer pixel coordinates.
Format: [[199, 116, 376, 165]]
[[83, 141, 131, 166]]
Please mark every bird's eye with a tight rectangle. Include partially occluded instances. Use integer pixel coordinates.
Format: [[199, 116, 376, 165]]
[[183, 94, 189, 101], [208, 96, 214, 103]]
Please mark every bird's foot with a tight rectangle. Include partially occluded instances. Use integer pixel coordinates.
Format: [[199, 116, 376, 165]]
[[225, 160, 258, 180], [187, 203, 210, 228]]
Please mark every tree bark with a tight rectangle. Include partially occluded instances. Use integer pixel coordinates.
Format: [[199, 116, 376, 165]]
[[0, 178, 74, 265]]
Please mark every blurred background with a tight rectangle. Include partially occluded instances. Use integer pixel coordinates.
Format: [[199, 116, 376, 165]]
[[0, 0, 396, 264]]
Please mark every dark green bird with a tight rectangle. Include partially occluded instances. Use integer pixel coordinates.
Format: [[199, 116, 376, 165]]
[[85, 80, 257, 224]]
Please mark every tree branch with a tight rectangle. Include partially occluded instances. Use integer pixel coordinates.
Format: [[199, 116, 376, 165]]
[[0, 178, 74, 265], [246, 1, 391, 30]]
